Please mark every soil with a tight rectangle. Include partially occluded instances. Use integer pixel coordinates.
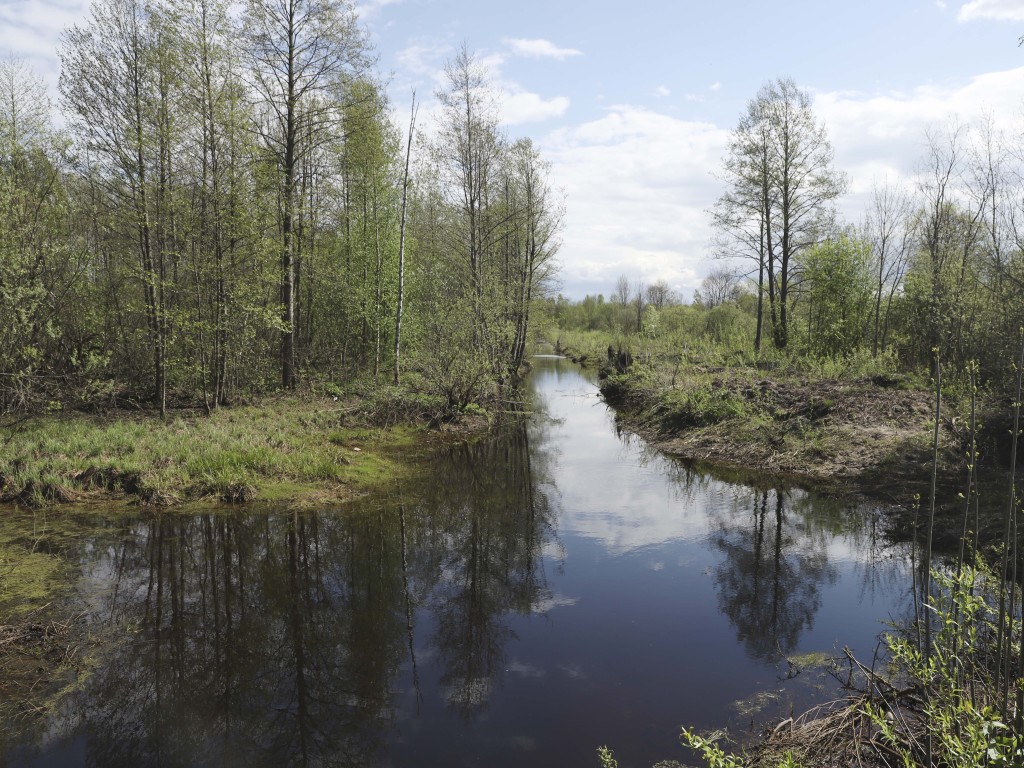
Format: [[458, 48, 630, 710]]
[[601, 370, 963, 506]]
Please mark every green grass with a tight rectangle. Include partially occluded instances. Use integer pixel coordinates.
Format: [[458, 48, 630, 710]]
[[0, 397, 437, 507]]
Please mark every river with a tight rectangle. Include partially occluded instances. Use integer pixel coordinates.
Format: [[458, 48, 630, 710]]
[[2, 355, 913, 767]]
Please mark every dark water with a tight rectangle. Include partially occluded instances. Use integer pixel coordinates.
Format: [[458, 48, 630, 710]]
[[2, 357, 912, 767]]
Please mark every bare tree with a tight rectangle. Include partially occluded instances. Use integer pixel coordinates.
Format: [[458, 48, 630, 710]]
[[693, 266, 742, 308], [613, 274, 631, 305], [633, 280, 647, 333], [645, 279, 675, 309], [864, 181, 912, 355]]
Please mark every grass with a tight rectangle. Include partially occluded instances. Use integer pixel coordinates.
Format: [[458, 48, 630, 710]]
[[0, 395, 453, 508]]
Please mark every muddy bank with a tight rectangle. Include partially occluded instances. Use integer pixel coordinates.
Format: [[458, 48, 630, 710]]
[[597, 367, 966, 505]]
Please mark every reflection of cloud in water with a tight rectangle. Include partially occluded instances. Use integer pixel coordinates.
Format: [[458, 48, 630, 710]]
[[530, 592, 579, 613], [558, 663, 586, 680], [649, 560, 665, 571], [506, 662, 546, 678]]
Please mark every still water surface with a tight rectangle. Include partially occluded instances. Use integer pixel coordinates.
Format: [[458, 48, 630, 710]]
[[5, 356, 912, 767]]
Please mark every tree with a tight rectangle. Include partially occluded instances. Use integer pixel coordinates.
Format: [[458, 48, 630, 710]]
[[242, 0, 370, 388], [433, 44, 504, 355], [61, 0, 173, 415], [712, 77, 846, 350], [693, 267, 742, 309], [864, 181, 912, 356], [0, 57, 75, 411], [393, 91, 418, 385], [645, 280, 675, 310], [501, 138, 561, 373], [800, 234, 873, 357], [612, 274, 631, 306]]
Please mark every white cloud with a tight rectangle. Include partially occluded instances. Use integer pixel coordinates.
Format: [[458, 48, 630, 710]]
[[356, 0, 402, 19], [814, 66, 1024, 218], [709, 82, 722, 92], [503, 91, 570, 124], [958, 0, 1024, 21], [395, 41, 453, 78], [541, 106, 730, 298], [653, 85, 671, 98], [503, 38, 583, 60], [0, 0, 90, 93], [530, 592, 579, 613], [541, 67, 1024, 299]]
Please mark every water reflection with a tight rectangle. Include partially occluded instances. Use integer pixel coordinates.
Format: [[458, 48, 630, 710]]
[[711, 488, 837, 662], [419, 431, 554, 719], [3, 358, 912, 768], [6, 424, 553, 767]]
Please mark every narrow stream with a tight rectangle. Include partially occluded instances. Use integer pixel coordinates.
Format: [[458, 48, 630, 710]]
[[2, 356, 913, 767]]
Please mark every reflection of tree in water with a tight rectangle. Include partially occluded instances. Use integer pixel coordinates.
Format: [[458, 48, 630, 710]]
[[26, 421, 555, 764], [712, 488, 838, 662], [78, 510, 408, 767], [418, 424, 554, 720]]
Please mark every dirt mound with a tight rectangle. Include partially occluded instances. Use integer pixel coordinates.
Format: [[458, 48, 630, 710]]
[[604, 373, 950, 501]]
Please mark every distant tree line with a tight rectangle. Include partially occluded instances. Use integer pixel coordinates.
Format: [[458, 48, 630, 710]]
[[0, 1, 560, 415]]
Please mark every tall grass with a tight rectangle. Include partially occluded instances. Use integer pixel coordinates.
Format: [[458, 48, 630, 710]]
[[0, 397, 423, 506]]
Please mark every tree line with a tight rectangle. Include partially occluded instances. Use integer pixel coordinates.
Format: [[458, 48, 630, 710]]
[[0, 0, 560, 416], [713, 79, 1024, 385], [552, 76, 1024, 389]]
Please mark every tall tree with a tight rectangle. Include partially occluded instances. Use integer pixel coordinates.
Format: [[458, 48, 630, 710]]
[[61, 0, 172, 415], [242, 0, 369, 388], [394, 91, 418, 385], [434, 44, 504, 353], [713, 77, 846, 350], [864, 181, 912, 356]]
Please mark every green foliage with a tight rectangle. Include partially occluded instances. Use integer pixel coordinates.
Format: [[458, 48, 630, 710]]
[[0, 399, 422, 505], [864, 562, 1024, 768], [644, 381, 751, 429], [596, 745, 618, 768], [798, 234, 874, 358], [680, 728, 748, 768]]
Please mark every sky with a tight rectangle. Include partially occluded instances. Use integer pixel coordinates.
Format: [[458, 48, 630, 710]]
[[4, 0, 1024, 299]]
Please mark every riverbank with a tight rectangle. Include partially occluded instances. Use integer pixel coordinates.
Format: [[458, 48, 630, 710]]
[[0, 391, 492, 509], [550, 326, 981, 508], [597, 364, 956, 502]]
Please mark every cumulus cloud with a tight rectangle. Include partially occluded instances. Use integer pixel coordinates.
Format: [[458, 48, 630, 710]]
[[540, 66, 1024, 299], [653, 85, 671, 98], [503, 38, 583, 60], [540, 106, 730, 298], [958, 0, 1024, 21], [814, 66, 1024, 217], [503, 91, 570, 124]]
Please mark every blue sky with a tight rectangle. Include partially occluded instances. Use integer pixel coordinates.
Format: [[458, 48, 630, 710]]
[[4, 0, 1024, 298]]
